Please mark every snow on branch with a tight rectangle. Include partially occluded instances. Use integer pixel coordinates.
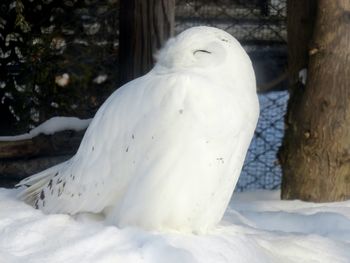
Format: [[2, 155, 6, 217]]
[[0, 117, 91, 142]]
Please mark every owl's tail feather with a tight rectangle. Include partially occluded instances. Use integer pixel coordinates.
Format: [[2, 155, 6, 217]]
[[16, 161, 67, 206]]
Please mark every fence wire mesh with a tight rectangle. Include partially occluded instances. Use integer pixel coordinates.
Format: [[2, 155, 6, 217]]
[[175, 0, 287, 45], [237, 91, 288, 191]]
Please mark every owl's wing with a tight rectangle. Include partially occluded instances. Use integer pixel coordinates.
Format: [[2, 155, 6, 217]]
[[17, 74, 153, 214]]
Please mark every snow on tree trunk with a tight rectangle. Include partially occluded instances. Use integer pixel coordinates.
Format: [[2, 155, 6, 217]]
[[280, 0, 350, 202]]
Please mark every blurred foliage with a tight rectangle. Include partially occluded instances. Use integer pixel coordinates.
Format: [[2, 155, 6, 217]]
[[0, 0, 119, 134]]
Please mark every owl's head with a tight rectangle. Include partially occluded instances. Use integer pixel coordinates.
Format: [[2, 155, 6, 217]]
[[155, 26, 253, 77]]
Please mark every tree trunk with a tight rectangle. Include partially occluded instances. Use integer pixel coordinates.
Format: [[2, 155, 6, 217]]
[[118, 0, 175, 86], [280, 0, 350, 202]]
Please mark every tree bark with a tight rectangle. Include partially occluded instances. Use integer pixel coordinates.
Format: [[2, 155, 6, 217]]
[[280, 0, 350, 202], [118, 0, 175, 86], [0, 130, 84, 159]]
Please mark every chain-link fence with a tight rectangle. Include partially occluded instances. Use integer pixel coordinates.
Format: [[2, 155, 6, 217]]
[[238, 90, 288, 191], [175, 0, 286, 45]]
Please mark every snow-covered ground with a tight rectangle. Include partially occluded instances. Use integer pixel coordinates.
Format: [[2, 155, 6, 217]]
[[1, 188, 349, 263]]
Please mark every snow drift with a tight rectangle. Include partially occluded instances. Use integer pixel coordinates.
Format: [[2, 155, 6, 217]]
[[0, 189, 349, 263]]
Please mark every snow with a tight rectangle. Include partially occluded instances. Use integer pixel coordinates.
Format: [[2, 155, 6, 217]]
[[1, 188, 349, 263], [298, 68, 307, 85], [55, 73, 70, 87], [0, 117, 91, 142], [93, 74, 108, 84]]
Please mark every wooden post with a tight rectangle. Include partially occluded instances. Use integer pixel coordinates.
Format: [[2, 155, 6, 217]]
[[118, 0, 175, 86]]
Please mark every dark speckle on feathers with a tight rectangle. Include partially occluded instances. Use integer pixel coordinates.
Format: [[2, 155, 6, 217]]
[[35, 200, 39, 209], [126, 147, 129, 152], [132, 134, 134, 139], [54, 172, 59, 177], [40, 190, 45, 200], [57, 178, 62, 184], [92, 146, 95, 151], [48, 179, 53, 189]]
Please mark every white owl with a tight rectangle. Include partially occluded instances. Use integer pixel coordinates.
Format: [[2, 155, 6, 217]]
[[18, 26, 259, 233]]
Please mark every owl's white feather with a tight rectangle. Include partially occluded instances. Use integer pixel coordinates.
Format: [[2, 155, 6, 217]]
[[17, 26, 259, 233]]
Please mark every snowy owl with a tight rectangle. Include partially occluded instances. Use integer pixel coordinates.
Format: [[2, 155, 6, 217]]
[[18, 26, 259, 233]]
